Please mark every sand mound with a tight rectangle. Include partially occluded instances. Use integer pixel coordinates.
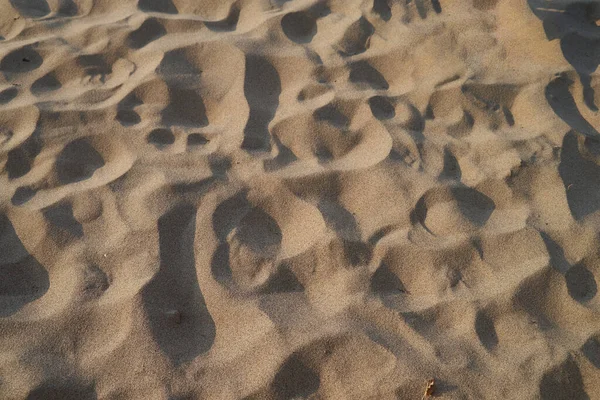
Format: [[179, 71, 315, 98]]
[[1, 0, 600, 398]]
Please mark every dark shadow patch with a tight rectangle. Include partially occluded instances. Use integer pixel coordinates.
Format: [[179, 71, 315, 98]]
[[142, 203, 216, 366], [369, 95, 395, 120], [5, 127, 42, 180], [56, 137, 105, 184], [118, 92, 141, 109], [343, 240, 371, 267], [582, 337, 600, 369], [31, 73, 62, 95], [313, 103, 349, 128], [6, 147, 31, 179], [211, 242, 232, 283], [531, 2, 600, 40], [546, 75, 600, 138], [77, 55, 111, 79], [475, 311, 498, 351], [43, 202, 84, 239], [557, 11, 600, 111], [511, 269, 556, 332], [127, 18, 166, 49], [413, 0, 442, 18], [1, 47, 43, 74], [401, 102, 426, 143], [57, 0, 78, 16], [540, 356, 589, 400], [187, 133, 208, 146], [416, 0, 428, 19], [241, 55, 281, 152], [116, 109, 141, 126], [559, 131, 600, 221], [310, 2, 330, 18], [410, 194, 429, 230], [271, 354, 320, 399], [349, 61, 389, 90], [83, 264, 109, 299], [317, 199, 360, 241], [371, 262, 405, 294], [565, 264, 597, 302], [373, 0, 392, 21], [0, 87, 18, 104], [315, 143, 334, 163], [502, 106, 515, 126], [156, 48, 199, 86], [26, 382, 97, 400], [585, 136, 600, 157], [450, 187, 495, 226], [205, 2, 240, 31], [261, 263, 304, 294], [236, 208, 282, 257], [401, 311, 430, 334], [403, 0, 442, 18], [281, 11, 317, 44], [440, 147, 461, 181], [138, 0, 178, 14], [172, 177, 217, 195], [540, 232, 570, 274], [162, 87, 208, 127], [0, 213, 49, 317], [338, 16, 374, 56], [11, 186, 37, 206], [147, 128, 175, 147], [10, 0, 50, 18], [116, 93, 142, 127], [209, 155, 232, 177], [270, 0, 294, 5]]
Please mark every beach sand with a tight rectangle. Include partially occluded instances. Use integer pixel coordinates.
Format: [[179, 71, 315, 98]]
[[1, 0, 600, 398]]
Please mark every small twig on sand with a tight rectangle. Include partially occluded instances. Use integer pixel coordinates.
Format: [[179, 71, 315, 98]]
[[422, 378, 435, 399]]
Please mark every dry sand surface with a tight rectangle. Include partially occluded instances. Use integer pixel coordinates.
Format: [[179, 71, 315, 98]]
[[1, 0, 600, 398]]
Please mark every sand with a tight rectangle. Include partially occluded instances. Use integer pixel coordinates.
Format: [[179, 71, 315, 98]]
[[1, 0, 600, 398]]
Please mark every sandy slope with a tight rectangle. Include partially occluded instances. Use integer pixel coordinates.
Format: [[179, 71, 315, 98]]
[[1, 0, 600, 398]]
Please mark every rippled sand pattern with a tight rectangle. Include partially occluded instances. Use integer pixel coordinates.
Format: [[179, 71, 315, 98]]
[[1, 0, 600, 399]]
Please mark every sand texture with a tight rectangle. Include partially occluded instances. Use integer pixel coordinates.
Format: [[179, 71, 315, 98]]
[[1, 0, 600, 398]]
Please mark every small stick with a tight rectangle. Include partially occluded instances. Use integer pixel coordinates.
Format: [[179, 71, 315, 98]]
[[422, 378, 435, 399]]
